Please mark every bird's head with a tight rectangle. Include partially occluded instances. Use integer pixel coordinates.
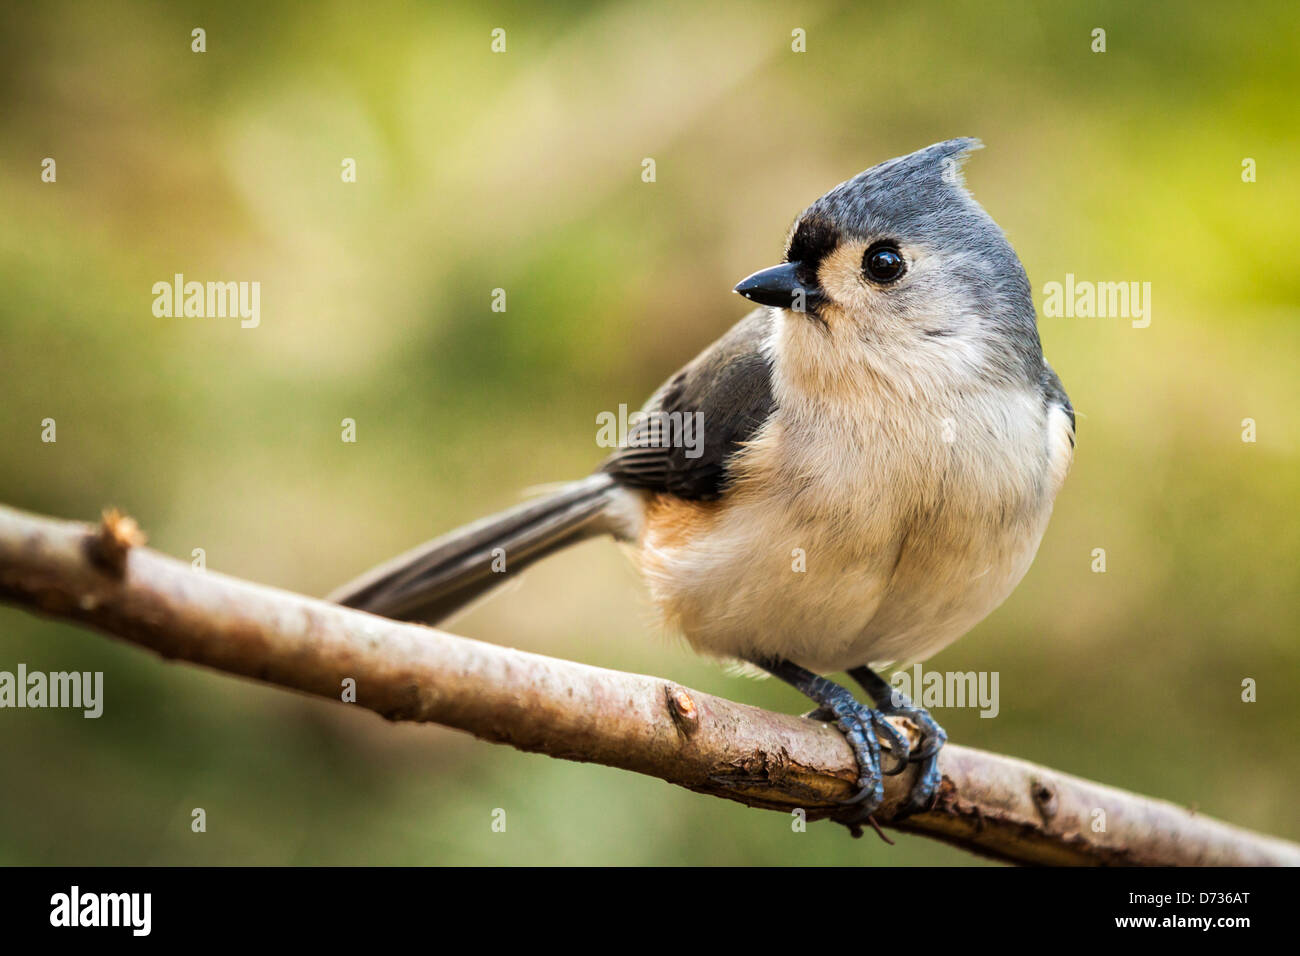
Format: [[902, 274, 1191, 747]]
[[735, 139, 1042, 393]]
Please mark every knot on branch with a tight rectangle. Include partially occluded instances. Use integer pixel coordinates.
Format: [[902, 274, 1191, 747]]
[[665, 683, 700, 737], [86, 508, 146, 576]]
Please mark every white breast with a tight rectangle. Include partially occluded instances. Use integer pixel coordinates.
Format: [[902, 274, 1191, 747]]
[[636, 325, 1073, 673]]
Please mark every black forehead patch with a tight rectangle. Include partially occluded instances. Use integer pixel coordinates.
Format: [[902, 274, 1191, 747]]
[[783, 214, 839, 268]]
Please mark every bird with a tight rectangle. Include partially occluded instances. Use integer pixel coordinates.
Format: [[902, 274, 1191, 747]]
[[329, 138, 1075, 828]]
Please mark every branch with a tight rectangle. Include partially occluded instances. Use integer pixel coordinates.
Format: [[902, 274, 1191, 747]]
[[0, 504, 1295, 866]]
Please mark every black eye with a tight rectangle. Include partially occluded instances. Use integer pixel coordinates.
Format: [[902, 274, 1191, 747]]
[[863, 243, 905, 284]]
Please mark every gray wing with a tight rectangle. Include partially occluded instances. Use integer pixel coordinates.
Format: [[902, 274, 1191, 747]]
[[602, 308, 776, 500], [1041, 361, 1075, 443]]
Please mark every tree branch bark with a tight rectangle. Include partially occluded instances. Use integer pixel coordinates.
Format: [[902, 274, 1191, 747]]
[[0, 503, 1295, 866]]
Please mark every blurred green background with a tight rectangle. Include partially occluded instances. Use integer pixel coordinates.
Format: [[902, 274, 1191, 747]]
[[1, 0, 1296, 865]]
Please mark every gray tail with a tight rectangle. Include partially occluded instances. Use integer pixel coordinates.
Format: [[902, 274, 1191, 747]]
[[328, 474, 618, 625]]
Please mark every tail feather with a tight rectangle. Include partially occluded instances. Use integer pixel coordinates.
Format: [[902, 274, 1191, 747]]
[[329, 474, 617, 624]]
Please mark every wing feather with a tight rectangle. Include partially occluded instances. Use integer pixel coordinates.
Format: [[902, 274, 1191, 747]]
[[602, 308, 776, 500]]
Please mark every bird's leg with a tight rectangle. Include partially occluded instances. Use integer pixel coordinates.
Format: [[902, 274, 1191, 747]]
[[753, 658, 910, 830], [849, 665, 946, 818]]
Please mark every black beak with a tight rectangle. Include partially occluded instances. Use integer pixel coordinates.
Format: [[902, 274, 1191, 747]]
[[733, 262, 818, 311]]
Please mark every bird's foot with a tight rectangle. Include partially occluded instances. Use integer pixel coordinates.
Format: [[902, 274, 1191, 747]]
[[804, 690, 910, 826], [851, 668, 947, 819], [754, 658, 931, 838]]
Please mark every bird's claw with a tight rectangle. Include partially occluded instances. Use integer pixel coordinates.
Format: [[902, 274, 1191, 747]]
[[874, 717, 912, 775], [805, 692, 908, 818], [811, 686, 948, 822], [874, 696, 946, 817], [770, 660, 946, 833]]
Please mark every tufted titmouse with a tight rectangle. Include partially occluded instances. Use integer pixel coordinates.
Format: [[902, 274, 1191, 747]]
[[330, 138, 1074, 826]]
